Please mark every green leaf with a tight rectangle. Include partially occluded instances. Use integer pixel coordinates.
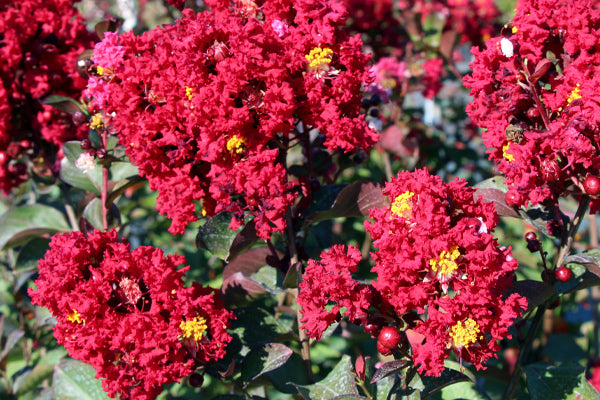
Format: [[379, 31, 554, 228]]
[[421, 368, 471, 399], [53, 359, 110, 400], [371, 360, 410, 383], [241, 343, 293, 386], [524, 362, 600, 400], [541, 334, 586, 363], [508, 279, 556, 313], [377, 375, 397, 400], [13, 364, 54, 396], [293, 355, 359, 399], [303, 181, 387, 226], [41, 95, 85, 114], [196, 212, 258, 261], [60, 142, 102, 194], [0, 205, 70, 250], [15, 238, 50, 271], [0, 329, 24, 362], [82, 198, 121, 231], [109, 161, 139, 182], [565, 248, 600, 278], [14, 237, 50, 292], [232, 307, 294, 346], [422, 12, 446, 48]]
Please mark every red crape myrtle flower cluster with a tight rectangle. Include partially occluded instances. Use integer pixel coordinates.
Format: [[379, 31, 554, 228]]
[[29, 230, 234, 400], [0, 0, 94, 193], [464, 0, 600, 210], [298, 169, 526, 376], [86, 0, 376, 239]]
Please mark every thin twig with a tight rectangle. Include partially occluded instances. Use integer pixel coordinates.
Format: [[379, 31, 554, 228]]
[[101, 130, 109, 231], [60, 185, 80, 232], [504, 196, 590, 399], [554, 196, 590, 268], [503, 304, 546, 400], [286, 210, 313, 382]]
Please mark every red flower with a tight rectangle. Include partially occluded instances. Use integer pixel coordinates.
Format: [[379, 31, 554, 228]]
[[29, 230, 234, 400], [464, 0, 600, 210], [298, 244, 372, 340], [298, 169, 526, 376], [0, 0, 94, 193], [86, 0, 376, 239]]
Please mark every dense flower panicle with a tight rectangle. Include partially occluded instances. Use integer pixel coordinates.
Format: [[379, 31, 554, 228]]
[[464, 0, 600, 209], [298, 244, 372, 340], [86, 0, 376, 239], [298, 169, 526, 376], [29, 230, 234, 400], [0, 0, 94, 193]]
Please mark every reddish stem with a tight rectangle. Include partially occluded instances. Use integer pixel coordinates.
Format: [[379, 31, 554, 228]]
[[102, 130, 109, 231]]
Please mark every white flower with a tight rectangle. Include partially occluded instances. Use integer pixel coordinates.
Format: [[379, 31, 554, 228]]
[[476, 217, 488, 234], [75, 152, 96, 174], [500, 38, 514, 58]]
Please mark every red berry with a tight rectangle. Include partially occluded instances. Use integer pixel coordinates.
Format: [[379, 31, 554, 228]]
[[505, 190, 520, 207], [72, 111, 88, 126], [96, 148, 107, 160], [378, 326, 401, 350], [80, 138, 92, 150], [377, 340, 393, 356], [555, 266, 573, 282], [541, 269, 555, 283], [364, 318, 383, 338], [540, 159, 560, 181], [584, 176, 600, 196], [189, 373, 204, 387], [524, 231, 537, 241], [526, 239, 541, 253], [526, 107, 540, 119]]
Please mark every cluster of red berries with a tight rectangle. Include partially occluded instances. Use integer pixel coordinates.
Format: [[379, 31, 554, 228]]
[[524, 231, 541, 253], [526, 231, 573, 283], [79, 138, 107, 160], [362, 318, 406, 356]]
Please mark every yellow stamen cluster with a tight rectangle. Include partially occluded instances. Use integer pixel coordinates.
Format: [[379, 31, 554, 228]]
[[449, 318, 482, 349], [180, 316, 207, 342], [226, 135, 246, 154], [511, 26, 518, 34], [305, 47, 334, 69], [430, 246, 461, 275], [567, 84, 582, 104], [391, 191, 415, 219], [90, 113, 104, 130], [502, 143, 515, 162], [67, 309, 84, 324], [96, 66, 105, 76], [185, 86, 194, 101]]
